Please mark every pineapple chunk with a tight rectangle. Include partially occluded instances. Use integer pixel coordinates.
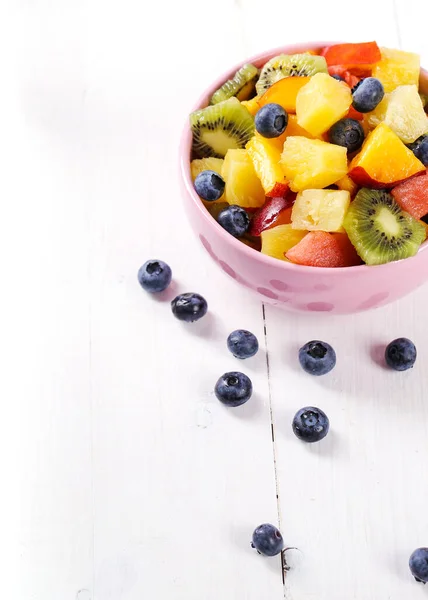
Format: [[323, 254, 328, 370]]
[[367, 85, 428, 143], [191, 157, 224, 181], [335, 174, 358, 196], [246, 135, 288, 197], [284, 114, 317, 139], [191, 158, 225, 203], [222, 149, 265, 208], [241, 97, 260, 116], [291, 189, 351, 232], [280, 136, 348, 192], [261, 224, 307, 261], [372, 47, 420, 92], [296, 73, 352, 136]]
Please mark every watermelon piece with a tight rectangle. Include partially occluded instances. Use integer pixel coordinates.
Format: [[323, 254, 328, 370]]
[[322, 42, 381, 67], [391, 169, 428, 219], [249, 195, 295, 236], [285, 231, 362, 267], [328, 66, 360, 89], [347, 105, 364, 121]]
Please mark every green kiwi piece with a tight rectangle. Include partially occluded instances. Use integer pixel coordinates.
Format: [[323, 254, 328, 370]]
[[256, 53, 328, 95], [343, 188, 426, 266], [190, 97, 255, 158], [210, 64, 259, 104]]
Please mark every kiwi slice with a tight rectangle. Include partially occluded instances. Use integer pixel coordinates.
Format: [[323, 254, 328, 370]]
[[190, 97, 255, 158], [343, 188, 426, 265], [256, 53, 328, 95], [210, 64, 259, 105]]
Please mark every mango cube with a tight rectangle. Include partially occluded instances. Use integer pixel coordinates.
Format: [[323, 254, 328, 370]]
[[296, 73, 352, 136], [291, 189, 351, 232]]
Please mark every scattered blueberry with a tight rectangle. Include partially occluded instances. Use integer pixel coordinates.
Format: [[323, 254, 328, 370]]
[[255, 103, 288, 138], [292, 406, 330, 443], [329, 118, 365, 153], [407, 135, 428, 166], [331, 74, 345, 82], [171, 293, 207, 322], [194, 170, 225, 201], [227, 329, 259, 359], [352, 77, 384, 113], [251, 523, 284, 556], [410, 548, 428, 583], [299, 340, 336, 376], [385, 337, 417, 371], [214, 371, 252, 407], [137, 260, 172, 293], [217, 205, 250, 237]]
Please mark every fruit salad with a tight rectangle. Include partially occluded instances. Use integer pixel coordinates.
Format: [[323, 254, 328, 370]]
[[189, 42, 428, 267]]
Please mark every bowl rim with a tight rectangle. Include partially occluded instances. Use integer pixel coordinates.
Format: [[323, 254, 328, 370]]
[[179, 41, 428, 275]]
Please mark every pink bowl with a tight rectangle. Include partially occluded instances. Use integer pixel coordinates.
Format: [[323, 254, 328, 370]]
[[179, 41, 428, 314]]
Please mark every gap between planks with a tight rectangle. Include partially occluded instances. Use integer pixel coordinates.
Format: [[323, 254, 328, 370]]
[[262, 304, 289, 597]]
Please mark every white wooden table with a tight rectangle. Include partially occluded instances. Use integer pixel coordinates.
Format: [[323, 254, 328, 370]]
[[3, 1, 428, 598]]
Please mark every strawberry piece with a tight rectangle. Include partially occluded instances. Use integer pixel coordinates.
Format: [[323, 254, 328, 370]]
[[322, 42, 381, 67]]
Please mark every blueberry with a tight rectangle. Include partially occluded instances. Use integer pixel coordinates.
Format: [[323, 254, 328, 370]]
[[255, 103, 288, 138], [214, 371, 252, 407], [251, 523, 284, 556], [171, 293, 207, 322], [137, 260, 172, 293], [298, 340, 336, 376], [331, 74, 345, 82], [227, 329, 259, 359], [329, 118, 365, 153], [410, 548, 428, 583], [194, 170, 225, 202], [385, 337, 416, 371], [292, 406, 330, 443], [217, 205, 250, 237], [408, 135, 428, 166], [352, 77, 384, 113]]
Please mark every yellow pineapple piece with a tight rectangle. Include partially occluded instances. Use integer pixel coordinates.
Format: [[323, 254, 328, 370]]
[[291, 189, 351, 232], [372, 47, 420, 92], [191, 157, 224, 181], [296, 73, 352, 136], [284, 114, 317, 139], [367, 85, 428, 143], [191, 157, 225, 203], [246, 135, 288, 197], [241, 97, 260, 116], [261, 224, 307, 261], [222, 149, 265, 208], [254, 130, 288, 152], [280, 136, 348, 192], [335, 174, 358, 196]]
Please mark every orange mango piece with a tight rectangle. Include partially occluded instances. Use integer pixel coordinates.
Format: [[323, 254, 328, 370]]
[[258, 76, 310, 113], [349, 123, 425, 188]]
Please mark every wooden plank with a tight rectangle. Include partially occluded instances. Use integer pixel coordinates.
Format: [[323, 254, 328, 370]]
[[84, 1, 283, 598]]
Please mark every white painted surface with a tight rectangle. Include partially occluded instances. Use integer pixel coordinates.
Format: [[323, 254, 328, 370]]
[[3, 0, 428, 598]]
